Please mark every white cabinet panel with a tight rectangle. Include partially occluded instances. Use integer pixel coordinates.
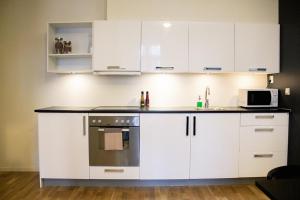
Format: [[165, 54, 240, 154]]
[[235, 24, 280, 73], [93, 20, 141, 72], [140, 114, 190, 179], [90, 166, 139, 179], [141, 21, 189, 73], [241, 113, 289, 126], [38, 113, 89, 179], [240, 126, 288, 152], [190, 114, 240, 179], [189, 23, 234, 73], [239, 151, 287, 177]]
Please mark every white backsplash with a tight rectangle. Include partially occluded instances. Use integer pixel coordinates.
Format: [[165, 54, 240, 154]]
[[40, 73, 267, 108]]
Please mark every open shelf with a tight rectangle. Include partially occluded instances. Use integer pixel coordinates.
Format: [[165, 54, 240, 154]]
[[47, 22, 93, 73]]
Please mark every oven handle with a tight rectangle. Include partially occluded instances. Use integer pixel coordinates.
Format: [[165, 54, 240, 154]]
[[97, 128, 130, 132]]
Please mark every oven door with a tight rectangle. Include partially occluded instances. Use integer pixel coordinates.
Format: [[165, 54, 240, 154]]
[[89, 127, 139, 166], [247, 91, 272, 106]]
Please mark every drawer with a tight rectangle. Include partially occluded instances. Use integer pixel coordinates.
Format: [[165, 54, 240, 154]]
[[239, 151, 287, 177], [90, 166, 139, 179], [241, 113, 289, 126], [240, 126, 288, 152]]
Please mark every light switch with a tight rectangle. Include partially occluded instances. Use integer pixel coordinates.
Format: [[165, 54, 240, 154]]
[[285, 88, 291, 95]]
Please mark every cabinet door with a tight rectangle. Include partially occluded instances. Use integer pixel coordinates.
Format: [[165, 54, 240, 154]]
[[235, 24, 280, 73], [93, 21, 141, 72], [140, 114, 191, 179], [189, 23, 234, 73], [38, 113, 89, 179], [141, 21, 188, 73], [190, 114, 240, 178]]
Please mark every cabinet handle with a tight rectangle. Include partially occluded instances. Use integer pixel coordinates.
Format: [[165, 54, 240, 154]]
[[193, 116, 196, 136], [83, 116, 86, 136], [97, 128, 129, 132], [249, 68, 267, 72], [203, 67, 222, 71], [254, 154, 273, 158], [255, 115, 275, 119], [155, 66, 174, 70], [107, 66, 126, 70], [186, 116, 189, 136], [254, 128, 274, 132], [104, 169, 124, 173]]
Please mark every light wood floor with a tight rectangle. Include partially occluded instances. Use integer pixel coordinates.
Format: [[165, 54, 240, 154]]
[[0, 172, 269, 200]]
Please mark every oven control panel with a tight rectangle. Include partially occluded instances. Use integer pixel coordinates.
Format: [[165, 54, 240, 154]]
[[89, 116, 140, 127]]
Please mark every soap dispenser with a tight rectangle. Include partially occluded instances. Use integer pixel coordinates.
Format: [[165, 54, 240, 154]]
[[197, 95, 203, 109]]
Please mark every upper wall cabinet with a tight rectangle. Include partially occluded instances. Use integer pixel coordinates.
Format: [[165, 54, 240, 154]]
[[93, 21, 141, 75], [141, 21, 189, 73], [189, 23, 234, 73], [47, 22, 93, 73], [235, 24, 280, 73]]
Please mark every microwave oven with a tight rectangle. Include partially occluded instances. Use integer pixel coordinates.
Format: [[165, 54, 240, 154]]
[[238, 89, 278, 108]]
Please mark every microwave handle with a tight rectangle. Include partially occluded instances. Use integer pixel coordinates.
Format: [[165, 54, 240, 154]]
[[97, 128, 129, 132]]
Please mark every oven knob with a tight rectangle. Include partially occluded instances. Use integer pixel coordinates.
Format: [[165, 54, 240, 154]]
[[97, 120, 102, 123], [121, 120, 124, 123], [126, 120, 130, 123], [92, 119, 96, 123], [115, 120, 119, 123]]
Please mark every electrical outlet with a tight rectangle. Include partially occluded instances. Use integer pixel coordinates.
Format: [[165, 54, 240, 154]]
[[285, 88, 291, 95], [269, 75, 274, 84]]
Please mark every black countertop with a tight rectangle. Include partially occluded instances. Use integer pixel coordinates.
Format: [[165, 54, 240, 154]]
[[34, 106, 291, 113]]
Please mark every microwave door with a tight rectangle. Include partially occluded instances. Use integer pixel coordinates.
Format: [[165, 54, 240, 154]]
[[248, 91, 272, 106]]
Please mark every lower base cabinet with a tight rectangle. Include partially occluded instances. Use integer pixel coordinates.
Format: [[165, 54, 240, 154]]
[[140, 113, 240, 179], [37, 112, 289, 182], [140, 114, 191, 179], [190, 114, 240, 178], [38, 113, 89, 179]]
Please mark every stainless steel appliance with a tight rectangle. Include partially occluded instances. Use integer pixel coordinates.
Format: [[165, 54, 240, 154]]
[[89, 115, 139, 166], [238, 89, 278, 108]]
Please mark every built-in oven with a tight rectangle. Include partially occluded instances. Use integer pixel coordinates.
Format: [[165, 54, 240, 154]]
[[89, 115, 139, 166]]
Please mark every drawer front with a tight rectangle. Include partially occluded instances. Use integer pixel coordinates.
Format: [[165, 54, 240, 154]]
[[239, 151, 287, 177], [240, 126, 288, 152], [241, 113, 289, 126], [90, 166, 139, 179]]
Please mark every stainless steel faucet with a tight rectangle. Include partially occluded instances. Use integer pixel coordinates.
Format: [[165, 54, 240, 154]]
[[204, 86, 210, 108]]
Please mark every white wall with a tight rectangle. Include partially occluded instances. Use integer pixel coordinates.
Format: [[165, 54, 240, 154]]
[[107, 0, 278, 23], [0, 0, 277, 171]]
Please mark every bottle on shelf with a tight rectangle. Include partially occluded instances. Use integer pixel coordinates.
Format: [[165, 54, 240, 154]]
[[140, 91, 145, 108], [197, 95, 203, 109], [145, 91, 150, 107]]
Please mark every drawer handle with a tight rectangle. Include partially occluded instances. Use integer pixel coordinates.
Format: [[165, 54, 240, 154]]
[[104, 169, 124, 173], [155, 66, 174, 70], [255, 115, 275, 119], [254, 154, 273, 158], [97, 128, 129, 132], [249, 68, 267, 72], [107, 66, 126, 70], [254, 128, 274, 132], [203, 67, 222, 71]]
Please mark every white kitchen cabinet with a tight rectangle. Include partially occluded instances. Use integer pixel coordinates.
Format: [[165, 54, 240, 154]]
[[239, 113, 289, 177], [189, 23, 234, 73], [140, 114, 191, 179], [47, 22, 93, 73], [235, 24, 280, 73], [38, 113, 89, 179], [141, 21, 189, 73], [190, 114, 240, 178], [93, 20, 141, 74]]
